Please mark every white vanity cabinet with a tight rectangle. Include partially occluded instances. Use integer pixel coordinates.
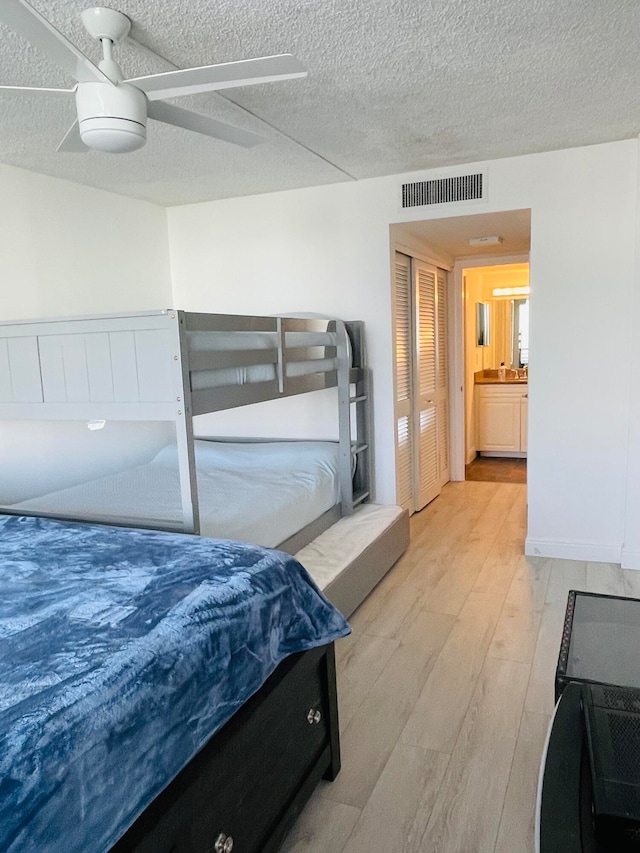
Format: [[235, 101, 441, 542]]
[[475, 384, 528, 455]]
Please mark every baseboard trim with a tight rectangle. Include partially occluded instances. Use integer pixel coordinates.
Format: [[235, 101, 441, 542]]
[[479, 451, 527, 458], [621, 549, 640, 570], [525, 537, 621, 564]]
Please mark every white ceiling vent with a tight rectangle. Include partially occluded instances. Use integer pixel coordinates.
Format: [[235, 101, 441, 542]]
[[401, 172, 485, 210]]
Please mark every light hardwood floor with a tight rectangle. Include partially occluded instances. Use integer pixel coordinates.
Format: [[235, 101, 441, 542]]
[[281, 479, 640, 853]]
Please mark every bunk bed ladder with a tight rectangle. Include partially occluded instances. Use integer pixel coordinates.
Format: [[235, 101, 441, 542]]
[[340, 322, 372, 514], [175, 312, 201, 534]]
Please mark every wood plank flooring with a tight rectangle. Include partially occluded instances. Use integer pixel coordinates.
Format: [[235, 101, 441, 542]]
[[465, 456, 527, 483], [281, 480, 635, 853]]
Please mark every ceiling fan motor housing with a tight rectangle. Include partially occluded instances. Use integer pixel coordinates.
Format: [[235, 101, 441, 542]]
[[76, 82, 147, 153]]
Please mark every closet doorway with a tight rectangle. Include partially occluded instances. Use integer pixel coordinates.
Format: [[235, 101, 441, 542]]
[[393, 251, 450, 514]]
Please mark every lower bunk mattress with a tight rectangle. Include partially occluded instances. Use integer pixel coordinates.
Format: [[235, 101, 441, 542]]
[[0, 514, 350, 853], [9, 439, 342, 548]]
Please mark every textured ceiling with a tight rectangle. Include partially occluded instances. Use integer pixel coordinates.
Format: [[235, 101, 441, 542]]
[[1, 0, 640, 206]]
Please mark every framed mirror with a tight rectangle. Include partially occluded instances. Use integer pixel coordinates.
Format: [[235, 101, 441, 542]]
[[511, 298, 529, 368]]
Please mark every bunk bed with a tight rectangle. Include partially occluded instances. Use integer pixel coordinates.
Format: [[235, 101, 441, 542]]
[[0, 309, 409, 615], [0, 308, 409, 851], [0, 310, 363, 538]]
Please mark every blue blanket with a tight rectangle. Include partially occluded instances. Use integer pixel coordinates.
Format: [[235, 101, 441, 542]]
[[0, 514, 350, 853]]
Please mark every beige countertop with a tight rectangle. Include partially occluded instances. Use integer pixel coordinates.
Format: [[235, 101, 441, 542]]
[[474, 376, 528, 385], [474, 370, 528, 385]]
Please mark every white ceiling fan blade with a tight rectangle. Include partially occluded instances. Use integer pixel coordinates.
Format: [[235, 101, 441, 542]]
[[56, 120, 88, 153], [0, 83, 74, 94], [0, 0, 110, 84], [126, 54, 307, 102], [148, 100, 263, 148]]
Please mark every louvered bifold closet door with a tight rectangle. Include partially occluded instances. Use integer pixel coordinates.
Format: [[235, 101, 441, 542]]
[[414, 261, 439, 510], [437, 268, 450, 485], [393, 253, 414, 511]]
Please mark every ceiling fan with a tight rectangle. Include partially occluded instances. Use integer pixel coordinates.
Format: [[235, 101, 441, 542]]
[[0, 0, 307, 153]]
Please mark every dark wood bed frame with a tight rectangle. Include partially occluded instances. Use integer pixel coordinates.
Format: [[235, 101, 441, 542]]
[[110, 643, 340, 853]]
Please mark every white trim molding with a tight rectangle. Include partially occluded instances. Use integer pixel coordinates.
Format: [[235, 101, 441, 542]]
[[450, 250, 531, 482], [525, 536, 622, 564]]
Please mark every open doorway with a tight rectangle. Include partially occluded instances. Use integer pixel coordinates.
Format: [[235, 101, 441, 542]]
[[390, 209, 531, 512], [463, 262, 530, 484]]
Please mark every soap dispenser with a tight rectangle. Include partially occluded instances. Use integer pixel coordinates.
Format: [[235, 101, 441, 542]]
[[498, 362, 506, 380]]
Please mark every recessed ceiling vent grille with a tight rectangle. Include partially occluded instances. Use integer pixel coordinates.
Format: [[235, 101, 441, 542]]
[[401, 173, 484, 208]]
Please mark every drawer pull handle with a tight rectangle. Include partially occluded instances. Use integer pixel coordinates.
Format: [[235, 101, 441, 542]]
[[214, 833, 234, 852], [307, 708, 322, 725]]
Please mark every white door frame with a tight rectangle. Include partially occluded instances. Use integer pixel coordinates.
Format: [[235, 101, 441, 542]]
[[449, 252, 530, 481]]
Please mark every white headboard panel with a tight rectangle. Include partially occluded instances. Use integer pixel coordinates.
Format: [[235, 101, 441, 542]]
[[0, 326, 177, 406], [0, 336, 42, 402]]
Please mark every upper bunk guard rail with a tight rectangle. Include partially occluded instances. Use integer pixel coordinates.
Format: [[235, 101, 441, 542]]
[[183, 313, 346, 416], [0, 310, 369, 537]]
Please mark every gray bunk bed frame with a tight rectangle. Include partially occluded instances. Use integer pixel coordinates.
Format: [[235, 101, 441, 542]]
[[0, 309, 371, 553]]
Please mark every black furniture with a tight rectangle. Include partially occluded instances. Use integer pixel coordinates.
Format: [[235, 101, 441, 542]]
[[539, 590, 640, 852], [539, 682, 640, 852], [538, 682, 597, 852], [110, 643, 340, 853]]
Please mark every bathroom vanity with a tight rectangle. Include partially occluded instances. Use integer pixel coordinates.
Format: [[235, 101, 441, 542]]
[[475, 370, 528, 455]]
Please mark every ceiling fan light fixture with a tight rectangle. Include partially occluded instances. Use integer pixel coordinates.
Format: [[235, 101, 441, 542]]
[[76, 81, 147, 152], [79, 117, 146, 152]]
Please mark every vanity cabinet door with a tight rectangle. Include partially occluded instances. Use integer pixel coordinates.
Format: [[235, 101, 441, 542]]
[[476, 391, 521, 452], [475, 384, 528, 453]]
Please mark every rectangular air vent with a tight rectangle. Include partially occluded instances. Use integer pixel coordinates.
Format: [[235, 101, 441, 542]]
[[401, 173, 484, 208]]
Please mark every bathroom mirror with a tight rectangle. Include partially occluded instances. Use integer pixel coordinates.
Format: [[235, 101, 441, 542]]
[[476, 302, 490, 347], [511, 298, 529, 368], [481, 298, 529, 368]]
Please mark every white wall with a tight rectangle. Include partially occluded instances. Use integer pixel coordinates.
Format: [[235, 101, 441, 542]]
[[502, 144, 635, 562], [0, 164, 174, 516], [168, 139, 640, 564], [0, 163, 172, 321], [168, 179, 399, 501], [622, 140, 640, 569]]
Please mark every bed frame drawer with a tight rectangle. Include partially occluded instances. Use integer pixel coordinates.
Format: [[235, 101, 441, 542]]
[[190, 645, 330, 851], [111, 643, 340, 853]]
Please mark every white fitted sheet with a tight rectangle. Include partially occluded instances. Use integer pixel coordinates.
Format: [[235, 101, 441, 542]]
[[296, 503, 405, 590], [11, 440, 341, 549]]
